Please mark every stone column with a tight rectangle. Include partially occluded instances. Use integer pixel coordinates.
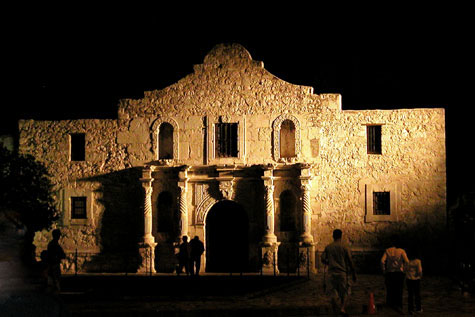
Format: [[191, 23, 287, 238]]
[[138, 166, 157, 273], [299, 183, 314, 245], [260, 165, 279, 274], [298, 164, 316, 274], [177, 166, 189, 240], [263, 183, 278, 244]]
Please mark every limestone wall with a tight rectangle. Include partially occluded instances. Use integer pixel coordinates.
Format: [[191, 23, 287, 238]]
[[114, 43, 341, 167], [18, 119, 123, 180], [117, 44, 338, 120], [313, 108, 446, 271], [18, 119, 144, 268], [17, 43, 447, 273]]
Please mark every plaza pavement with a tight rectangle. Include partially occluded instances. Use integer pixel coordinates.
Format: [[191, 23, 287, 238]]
[[2, 273, 474, 316]]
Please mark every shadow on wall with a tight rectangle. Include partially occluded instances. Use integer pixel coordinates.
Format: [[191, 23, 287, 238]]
[[233, 178, 266, 272], [321, 221, 449, 275], [78, 168, 144, 273]]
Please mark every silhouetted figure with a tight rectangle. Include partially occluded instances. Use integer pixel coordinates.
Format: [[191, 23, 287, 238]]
[[176, 236, 190, 276], [47, 229, 66, 293], [405, 249, 423, 314], [381, 235, 409, 313], [321, 229, 357, 316], [39, 250, 49, 291], [190, 236, 205, 276]]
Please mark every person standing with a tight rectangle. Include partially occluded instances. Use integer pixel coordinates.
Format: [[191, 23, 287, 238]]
[[381, 236, 409, 312], [47, 229, 66, 294], [190, 236, 205, 276], [405, 249, 423, 314], [321, 229, 357, 316], [176, 236, 191, 276]]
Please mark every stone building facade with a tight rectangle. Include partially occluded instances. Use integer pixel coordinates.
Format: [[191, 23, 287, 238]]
[[19, 43, 446, 274]]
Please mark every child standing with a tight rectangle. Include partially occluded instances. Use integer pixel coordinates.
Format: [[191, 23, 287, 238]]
[[405, 250, 423, 314]]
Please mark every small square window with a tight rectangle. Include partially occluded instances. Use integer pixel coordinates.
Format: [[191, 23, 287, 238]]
[[373, 192, 390, 215], [70, 133, 86, 161], [71, 196, 87, 219], [364, 183, 399, 222], [367, 125, 382, 154], [215, 123, 238, 157]]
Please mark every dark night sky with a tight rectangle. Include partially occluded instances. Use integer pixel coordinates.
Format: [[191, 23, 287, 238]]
[[1, 6, 471, 203]]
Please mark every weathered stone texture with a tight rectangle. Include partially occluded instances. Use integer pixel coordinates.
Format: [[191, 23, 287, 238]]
[[18, 43, 446, 273], [313, 108, 446, 250]]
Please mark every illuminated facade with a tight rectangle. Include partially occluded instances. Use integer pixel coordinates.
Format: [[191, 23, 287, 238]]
[[19, 44, 446, 274]]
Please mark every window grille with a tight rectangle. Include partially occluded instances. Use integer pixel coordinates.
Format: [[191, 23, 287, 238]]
[[215, 123, 238, 157], [71, 196, 87, 219], [367, 125, 382, 154], [70, 133, 86, 161], [373, 192, 390, 215]]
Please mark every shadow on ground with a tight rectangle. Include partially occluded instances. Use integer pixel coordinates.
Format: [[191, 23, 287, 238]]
[[4, 274, 475, 316], [61, 275, 306, 301]]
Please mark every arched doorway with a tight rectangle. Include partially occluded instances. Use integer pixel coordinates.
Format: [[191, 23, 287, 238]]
[[205, 200, 249, 272]]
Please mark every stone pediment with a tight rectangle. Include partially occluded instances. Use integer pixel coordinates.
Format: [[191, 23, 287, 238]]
[[201, 43, 260, 70], [118, 43, 340, 118]]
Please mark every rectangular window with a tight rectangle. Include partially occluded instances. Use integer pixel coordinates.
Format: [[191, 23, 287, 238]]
[[71, 196, 87, 219], [373, 191, 390, 215], [70, 133, 86, 161], [367, 125, 382, 154], [215, 123, 238, 157]]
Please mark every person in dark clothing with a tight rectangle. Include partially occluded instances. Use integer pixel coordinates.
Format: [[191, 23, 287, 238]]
[[177, 236, 190, 276], [321, 229, 357, 316], [47, 229, 66, 293], [405, 249, 423, 314], [39, 250, 49, 291], [190, 236, 205, 276], [381, 235, 409, 313]]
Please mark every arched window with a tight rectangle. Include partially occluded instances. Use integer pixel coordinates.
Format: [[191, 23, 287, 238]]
[[159, 123, 174, 159], [280, 190, 296, 231], [157, 191, 173, 232], [272, 114, 301, 161], [280, 119, 296, 158]]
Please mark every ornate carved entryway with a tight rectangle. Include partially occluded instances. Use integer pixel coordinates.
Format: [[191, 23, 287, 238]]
[[205, 200, 249, 272]]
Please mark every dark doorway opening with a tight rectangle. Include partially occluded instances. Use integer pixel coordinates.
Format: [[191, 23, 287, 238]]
[[205, 200, 249, 273]]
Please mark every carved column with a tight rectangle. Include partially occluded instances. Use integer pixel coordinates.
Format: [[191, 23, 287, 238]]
[[260, 165, 279, 274], [299, 183, 313, 245], [298, 164, 316, 274], [263, 183, 277, 244], [138, 166, 157, 273], [177, 166, 190, 240]]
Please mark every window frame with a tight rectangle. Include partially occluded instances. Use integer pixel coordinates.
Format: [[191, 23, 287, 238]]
[[214, 122, 239, 158], [70, 133, 86, 162], [63, 188, 94, 226], [364, 182, 400, 222], [279, 119, 297, 159], [373, 191, 391, 215], [272, 114, 301, 162], [151, 117, 179, 162], [158, 122, 174, 160], [207, 115, 245, 164], [71, 196, 87, 219], [367, 125, 382, 155]]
